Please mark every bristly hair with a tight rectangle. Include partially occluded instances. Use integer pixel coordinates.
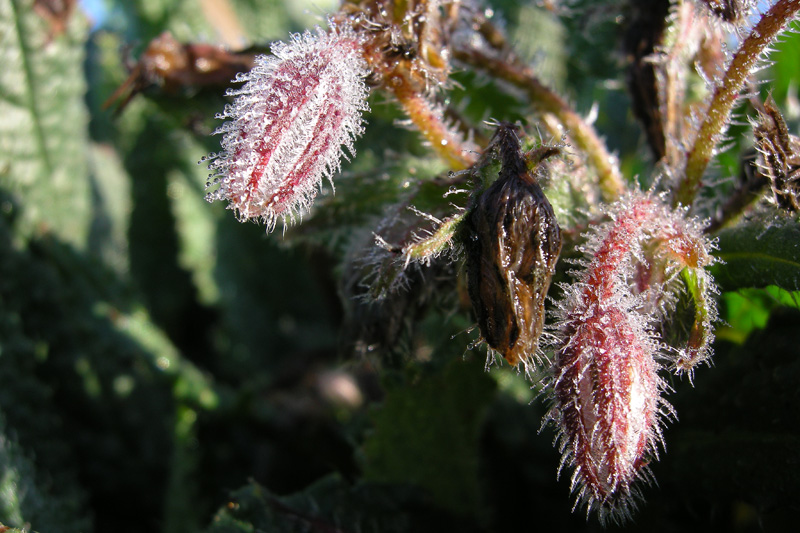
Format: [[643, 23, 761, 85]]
[[204, 22, 370, 231], [543, 191, 717, 523]]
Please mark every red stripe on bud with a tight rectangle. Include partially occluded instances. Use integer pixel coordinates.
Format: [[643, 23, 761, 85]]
[[546, 192, 716, 522], [205, 24, 370, 230]]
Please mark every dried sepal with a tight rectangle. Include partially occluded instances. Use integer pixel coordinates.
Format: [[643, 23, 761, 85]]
[[545, 191, 717, 521], [104, 32, 256, 114], [337, 1, 480, 168], [205, 23, 370, 230], [341, 228, 462, 361], [353, 169, 472, 302], [700, 0, 751, 24], [369, 208, 466, 299], [754, 96, 800, 212], [465, 124, 562, 369]]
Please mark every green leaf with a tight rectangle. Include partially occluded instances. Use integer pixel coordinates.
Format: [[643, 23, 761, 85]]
[[0, 200, 219, 531], [205, 474, 485, 533], [0, 0, 91, 248], [768, 16, 800, 105], [362, 357, 496, 518], [662, 307, 800, 520], [0, 412, 90, 533], [205, 477, 407, 533], [717, 285, 800, 343], [711, 217, 800, 292]]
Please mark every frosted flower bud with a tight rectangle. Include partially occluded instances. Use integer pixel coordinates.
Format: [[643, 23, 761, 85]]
[[552, 306, 662, 522], [546, 192, 717, 522], [205, 25, 370, 230]]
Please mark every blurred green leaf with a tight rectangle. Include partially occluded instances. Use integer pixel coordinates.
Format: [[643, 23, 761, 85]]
[[0, 195, 220, 532], [718, 285, 800, 343], [0, 0, 91, 248], [711, 217, 800, 292], [205, 474, 486, 533], [0, 412, 90, 533], [362, 357, 496, 518]]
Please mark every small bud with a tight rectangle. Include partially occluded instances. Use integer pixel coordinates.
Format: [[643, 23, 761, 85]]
[[205, 24, 370, 230], [546, 191, 717, 522], [465, 125, 562, 368]]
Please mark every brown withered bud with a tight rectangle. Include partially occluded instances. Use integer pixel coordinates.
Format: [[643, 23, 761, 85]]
[[465, 124, 562, 368], [701, 0, 747, 24], [623, 0, 672, 162], [754, 96, 800, 212], [104, 32, 256, 114]]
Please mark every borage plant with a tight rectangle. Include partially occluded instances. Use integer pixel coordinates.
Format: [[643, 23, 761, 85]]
[[199, 0, 800, 526]]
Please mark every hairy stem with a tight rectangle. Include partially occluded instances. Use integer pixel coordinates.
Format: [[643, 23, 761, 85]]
[[453, 47, 626, 201], [675, 0, 800, 207], [392, 82, 480, 169]]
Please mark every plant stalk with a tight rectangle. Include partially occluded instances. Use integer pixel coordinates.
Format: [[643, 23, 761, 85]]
[[453, 47, 626, 202], [675, 0, 800, 207]]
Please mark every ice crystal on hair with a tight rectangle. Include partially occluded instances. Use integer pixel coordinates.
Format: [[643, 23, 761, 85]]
[[544, 191, 717, 523], [205, 24, 370, 230]]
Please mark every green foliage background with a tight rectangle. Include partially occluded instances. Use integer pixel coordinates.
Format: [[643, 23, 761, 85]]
[[1, 0, 799, 532]]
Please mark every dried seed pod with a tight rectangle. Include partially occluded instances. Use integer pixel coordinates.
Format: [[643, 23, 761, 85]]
[[104, 32, 256, 115], [623, 0, 671, 162], [754, 96, 800, 212], [465, 125, 562, 368], [701, 0, 748, 24]]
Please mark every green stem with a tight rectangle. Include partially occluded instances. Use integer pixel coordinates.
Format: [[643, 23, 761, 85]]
[[676, 267, 716, 380], [675, 0, 800, 208], [392, 86, 479, 169], [453, 47, 626, 202]]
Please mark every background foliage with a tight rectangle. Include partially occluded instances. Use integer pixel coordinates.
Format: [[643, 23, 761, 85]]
[[1, 0, 799, 531]]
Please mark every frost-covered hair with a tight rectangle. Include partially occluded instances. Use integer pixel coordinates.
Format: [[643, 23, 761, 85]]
[[544, 191, 717, 523], [204, 23, 370, 231]]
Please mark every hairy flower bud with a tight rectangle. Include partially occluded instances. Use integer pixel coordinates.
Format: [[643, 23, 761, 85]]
[[553, 306, 662, 520], [465, 125, 562, 368], [546, 192, 717, 522], [205, 25, 370, 230]]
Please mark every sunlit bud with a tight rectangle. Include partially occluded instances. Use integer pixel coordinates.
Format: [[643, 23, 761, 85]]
[[205, 24, 370, 230], [546, 191, 717, 522]]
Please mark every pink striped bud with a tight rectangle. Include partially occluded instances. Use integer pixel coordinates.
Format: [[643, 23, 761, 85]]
[[546, 192, 716, 522], [553, 306, 662, 521], [204, 25, 370, 230]]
